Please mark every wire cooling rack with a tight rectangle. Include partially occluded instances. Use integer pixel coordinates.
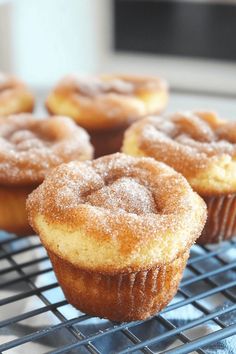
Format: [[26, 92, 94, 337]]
[[0, 232, 236, 354]]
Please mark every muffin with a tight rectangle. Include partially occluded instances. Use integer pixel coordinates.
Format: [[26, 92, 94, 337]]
[[0, 114, 93, 235], [0, 72, 34, 115], [122, 111, 236, 244], [27, 153, 206, 321], [45, 74, 169, 157]]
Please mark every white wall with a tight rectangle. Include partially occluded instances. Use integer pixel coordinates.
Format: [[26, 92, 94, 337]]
[[0, 2, 13, 72], [0, 0, 107, 86]]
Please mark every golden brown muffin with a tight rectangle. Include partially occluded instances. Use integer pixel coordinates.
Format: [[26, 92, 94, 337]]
[[46, 74, 169, 157], [27, 153, 206, 321], [122, 111, 236, 243], [0, 114, 93, 235], [0, 72, 34, 115]]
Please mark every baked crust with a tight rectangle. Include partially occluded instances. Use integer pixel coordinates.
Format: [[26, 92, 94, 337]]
[[88, 125, 128, 158], [27, 153, 206, 273], [0, 114, 93, 186], [46, 74, 169, 131], [0, 72, 34, 115], [122, 111, 236, 195], [0, 185, 36, 235]]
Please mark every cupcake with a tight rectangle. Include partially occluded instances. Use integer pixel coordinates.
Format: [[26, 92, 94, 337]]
[[122, 111, 236, 243], [45, 74, 169, 157], [0, 114, 93, 235], [0, 72, 34, 115], [27, 153, 206, 321]]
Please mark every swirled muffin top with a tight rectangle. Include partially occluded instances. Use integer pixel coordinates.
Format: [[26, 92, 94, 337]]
[[0, 114, 93, 186], [27, 153, 206, 273], [123, 111, 236, 195], [0, 72, 34, 115], [46, 74, 169, 130]]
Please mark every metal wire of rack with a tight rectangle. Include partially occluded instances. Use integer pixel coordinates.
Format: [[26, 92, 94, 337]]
[[0, 232, 236, 354]]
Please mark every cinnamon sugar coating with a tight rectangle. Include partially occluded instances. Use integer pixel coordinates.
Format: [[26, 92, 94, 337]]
[[0, 114, 93, 185], [27, 153, 206, 273], [0, 72, 34, 115], [123, 111, 236, 194], [46, 74, 169, 131], [54, 74, 167, 97]]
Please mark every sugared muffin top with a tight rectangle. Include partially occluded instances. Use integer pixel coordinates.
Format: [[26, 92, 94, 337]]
[[0, 72, 34, 115], [0, 114, 93, 186], [54, 74, 168, 97], [0, 72, 25, 91], [46, 74, 169, 130], [122, 111, 236, 195], [27, 153, 206, 273]]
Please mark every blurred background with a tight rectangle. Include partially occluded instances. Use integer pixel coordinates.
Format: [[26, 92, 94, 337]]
[[0, 0, 235, 109], [0, 3, 236, 351]]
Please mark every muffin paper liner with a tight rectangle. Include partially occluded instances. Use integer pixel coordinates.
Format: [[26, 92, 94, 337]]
[[47, 250, 189, 322], [198, 193, 236, 244]]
